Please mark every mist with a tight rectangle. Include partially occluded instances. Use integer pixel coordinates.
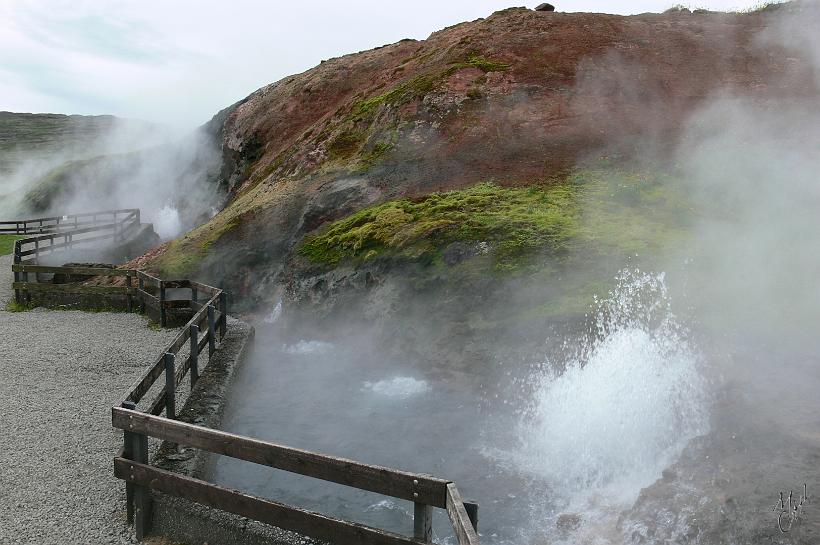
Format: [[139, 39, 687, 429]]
[[0, 119, 224, 241]]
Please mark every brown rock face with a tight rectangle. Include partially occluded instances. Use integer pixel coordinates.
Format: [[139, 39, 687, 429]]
[[211, 7, 813, 196], [162, 6, 817, 306]]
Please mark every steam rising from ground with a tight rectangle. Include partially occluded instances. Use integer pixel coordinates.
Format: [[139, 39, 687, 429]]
[[0, 120, 223, 240], [153, 204, 182, 239]]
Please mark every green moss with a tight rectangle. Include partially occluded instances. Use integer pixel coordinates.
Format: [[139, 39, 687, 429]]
[[458, 54, 510, 73], [5, 299, 35, 312], [348, 55, 507, 121], [153, 215, 241, 278], [349, 73, 439, 120], [326, 129, 367, 160], [0, 234, 23, 256], [356, 141, 394, 172], [301, 181, 580, 269], [300, 169, 692, 274]]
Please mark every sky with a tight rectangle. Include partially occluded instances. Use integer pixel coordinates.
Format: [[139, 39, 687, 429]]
[[0, 0, 782, 129]]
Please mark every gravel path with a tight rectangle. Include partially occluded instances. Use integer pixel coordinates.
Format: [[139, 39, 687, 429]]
[[0, 253, 179, 544], [0, 254, 14, 309]]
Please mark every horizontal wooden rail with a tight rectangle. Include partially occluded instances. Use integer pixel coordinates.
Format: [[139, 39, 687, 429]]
[[136, 270, 163, 287], [162, 280, 191, 289], [113, 458, 423, 545], [12, 264, 137, 277], [13, 282, 135, 295], [0, 209, 138, 234], [112, 407, 449, 508]]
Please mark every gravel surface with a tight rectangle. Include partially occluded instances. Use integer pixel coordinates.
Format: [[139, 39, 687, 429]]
[[0, 254, 14, 309], [0, 253, 179, 544]]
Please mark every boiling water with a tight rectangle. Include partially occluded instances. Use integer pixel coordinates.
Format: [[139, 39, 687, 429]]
[[488, 270, 710, 542], [213, 270, 819, 543], [152, 204, 182, 240]]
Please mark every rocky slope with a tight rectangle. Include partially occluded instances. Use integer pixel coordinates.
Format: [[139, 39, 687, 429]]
[[144, 5, 817, 308], [121, 4, 815, 375]]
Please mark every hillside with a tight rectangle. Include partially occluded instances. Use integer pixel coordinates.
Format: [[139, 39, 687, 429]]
[[0, 111, 159, 175], [119, 2, 818, 375], [0, 111, 169, 218]]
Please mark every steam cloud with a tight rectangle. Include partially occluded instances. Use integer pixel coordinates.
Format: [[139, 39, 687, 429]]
[[0, 120, 223, 241]]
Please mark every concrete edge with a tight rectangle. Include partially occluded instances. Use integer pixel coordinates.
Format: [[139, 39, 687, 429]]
[[148, 317, 316, 545]]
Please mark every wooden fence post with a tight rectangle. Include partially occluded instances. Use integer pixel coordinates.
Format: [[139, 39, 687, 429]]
[[189, 324, 199, 389], [22, 268, 30, 304], [414, 502, 433, 543], [13, 240, 21, 303], [465, 501, 479, 532], [138, 277, 145, 314], [164, 352, 176, 420], [218, 291, 227, 340], [133, 432, 151, 539], [121, 400, 136, 524], [159, 281, 166, 328], [126, 275, 133, 312], [207, 305, 216, 357]]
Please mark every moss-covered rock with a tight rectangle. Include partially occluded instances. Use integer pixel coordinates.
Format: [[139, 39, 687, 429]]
[[295, 168, 692, 319], [301, 169, 689, 271]]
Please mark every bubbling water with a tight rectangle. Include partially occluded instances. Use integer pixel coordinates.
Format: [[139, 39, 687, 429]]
[[153, 204, 182, 240], [508, 270, 709, 506]]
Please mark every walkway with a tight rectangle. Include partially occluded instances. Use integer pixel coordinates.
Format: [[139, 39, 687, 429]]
[[0, 253, 178, 545]]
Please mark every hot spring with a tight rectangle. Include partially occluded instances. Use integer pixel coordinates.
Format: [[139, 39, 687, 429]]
[[212, 269, 820, 544]]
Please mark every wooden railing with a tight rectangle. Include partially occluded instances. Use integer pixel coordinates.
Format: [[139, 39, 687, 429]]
[[111, 279, 480, 545], [3, 210, 480, 545], [0, 208, 139, 234], [12, 209, 141, 304]]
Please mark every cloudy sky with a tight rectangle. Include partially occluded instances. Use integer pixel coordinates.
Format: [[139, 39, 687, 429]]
[[0, 0, 781, 129]]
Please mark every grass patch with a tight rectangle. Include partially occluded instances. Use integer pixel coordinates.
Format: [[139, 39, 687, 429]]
[[146, 320, 162, 331], [5, 299, 36, 312], [348, 54, 508, 121], [0, 234, 24, 256], [454, 54, 509, 74], [349, 73, 440, 120], [152, 202, 246, 278]]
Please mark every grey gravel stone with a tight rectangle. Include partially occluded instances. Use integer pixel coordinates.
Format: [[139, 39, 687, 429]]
[[0, 253, 178, 544]]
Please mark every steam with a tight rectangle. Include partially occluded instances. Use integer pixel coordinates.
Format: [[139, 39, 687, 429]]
[[154, 204, 182, 239], [0, 118, 223, 241]]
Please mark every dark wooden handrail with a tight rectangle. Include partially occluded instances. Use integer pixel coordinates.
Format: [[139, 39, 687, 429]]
[[112, 407, 449, 508], [0, 209, 139, 234]]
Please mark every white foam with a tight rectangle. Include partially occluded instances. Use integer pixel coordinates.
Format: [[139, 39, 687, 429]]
[[282, 339, 334, 355], [364, 376, 431, 399], [501, 270, 709, 502], [264, 299, 283, 324]]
